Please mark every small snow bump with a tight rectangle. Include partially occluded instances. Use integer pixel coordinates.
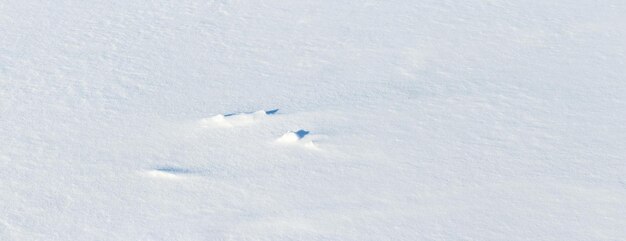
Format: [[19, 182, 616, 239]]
[[275, 129, 319, 150], [143, 167, 194, 179], [200, 109, 278, 128], [276, 132, 301, 143]]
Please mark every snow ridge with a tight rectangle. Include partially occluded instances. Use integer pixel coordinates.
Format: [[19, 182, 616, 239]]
[[200, 109, 278, 128]]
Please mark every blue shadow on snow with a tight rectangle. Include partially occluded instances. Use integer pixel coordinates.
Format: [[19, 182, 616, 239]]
[[155, 167, 193, 174], [294, 129, 310, 139], [223, 109, 279, 117], [265, 109, 279, 115]]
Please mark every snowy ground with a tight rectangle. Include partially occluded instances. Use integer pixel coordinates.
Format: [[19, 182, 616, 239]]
[[1, 0, 626, 240]]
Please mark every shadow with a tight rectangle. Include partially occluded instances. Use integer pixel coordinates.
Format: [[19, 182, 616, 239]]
[[155, 166, 192, 174], [265, 109, 279, 115], [222, 109, 279, 117], [295, 129, 310, 139]]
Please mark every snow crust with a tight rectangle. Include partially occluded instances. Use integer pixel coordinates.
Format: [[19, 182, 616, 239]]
[[1, 0, 625, 240]]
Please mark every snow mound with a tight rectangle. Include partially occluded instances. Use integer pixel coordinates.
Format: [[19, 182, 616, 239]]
[[200, 109, 278, 128], [142, 167, 194, 179], [275, 130, 319, 149]]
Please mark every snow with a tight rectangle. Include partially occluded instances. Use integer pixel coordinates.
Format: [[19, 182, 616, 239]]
[[1, 0, 625, 240]]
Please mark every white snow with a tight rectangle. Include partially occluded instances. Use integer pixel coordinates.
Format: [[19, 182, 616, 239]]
[[275, 132, 304, 144], [1, 0, 626, 240]]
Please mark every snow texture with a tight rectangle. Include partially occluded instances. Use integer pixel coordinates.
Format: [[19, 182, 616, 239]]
[[1, 0, 626, 240]]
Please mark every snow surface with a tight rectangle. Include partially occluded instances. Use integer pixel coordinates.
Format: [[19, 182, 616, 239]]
[[1, 0, 626, 240]]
